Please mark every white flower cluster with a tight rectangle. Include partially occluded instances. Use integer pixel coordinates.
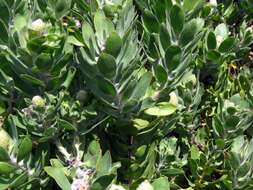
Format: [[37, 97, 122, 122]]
[[30, 19, 47, 32], [71, 168, 93, 190]]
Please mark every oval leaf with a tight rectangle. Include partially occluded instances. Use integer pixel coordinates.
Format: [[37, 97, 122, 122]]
[[17, 136, 33, 162], [143, 10, 159, 33], [159, 24, 171, 51], [179, 18, 204, 47], [58, 119, 77, 131], [97, 53, 116, 79], [170, 5, 185, 35], [165, 45, 182, 71], [0, 162, 16, 174], [0, 146, 10, 162], [218, 37, 235, 53], [105, 32, 122, 57], [207, 31, 217, 50], [144, 102, 176, 116], [44, 167, 71, 190]]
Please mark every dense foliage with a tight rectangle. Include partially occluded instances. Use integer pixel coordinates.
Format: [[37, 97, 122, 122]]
[[0, 0, 253, 189]]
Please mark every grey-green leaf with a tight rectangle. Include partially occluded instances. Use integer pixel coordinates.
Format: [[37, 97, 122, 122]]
[[179, 18, 204, 47], [152, 177, 170, 190], [94, 10, 114, 42], [130, 72, 153, 100], [44, 167, 71, 190]]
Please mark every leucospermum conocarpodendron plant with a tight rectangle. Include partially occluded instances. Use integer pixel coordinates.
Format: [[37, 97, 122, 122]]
[[0, 0, 253, 189]]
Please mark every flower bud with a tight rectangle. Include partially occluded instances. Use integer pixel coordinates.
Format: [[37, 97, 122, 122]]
[[169, 92, 178, 107], [30, 19, 46, 32], [0, 128, 13, 151], [209, 0, 217, 6], [109, 184, 126, 190], [32, 96, 45, 108], [76, 90, 88, 103], [137, 180, 153, 190]]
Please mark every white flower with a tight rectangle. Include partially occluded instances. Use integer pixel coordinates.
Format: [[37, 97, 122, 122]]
[[169, 92, 178, 107], [75, 19, 81, 28], [30, 19, 46, 32], [216, 35, 223, 47], [32, 96, 45, 108], [109, 184, 126, 190], [137, 180, 154, 190], [71, 178, 88, 190], [209, 0, 217, 6], [105, 0, 114, 5]]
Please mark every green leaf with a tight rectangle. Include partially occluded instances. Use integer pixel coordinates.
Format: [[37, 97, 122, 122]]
[[96, 77, 117, 97], [17, 136, 33, 162], [90, 175, 114, 190], [154, 64, 168, 85], [44, 167, 71, 190], [218, 37, 235, 53], [0, 0, 9, 25], [0, 19, 8, 44], [159, 24, 171, 51], [0, 146, 10, 162], [97, 151, 112, 177], [163, 168, 184, 176], [13, 14, 27, 32], [183, 0, 203, 11], [0, 162, 16, 174], [143, 10, 159, 33], [20, 74, 46, 87], [58, 119, 77, 131], [144, 102, 176, 116], [207, 31, 217, 50], [170, 5, 185, 35], [179, 18, 204, 46], [165, 45, 182, 71], [9, 172, 28, 189], [130, 72, 153, 100], [34, 53, 52, 71], [105, 32, 122, 57], [97, 53, 116, 79], [207, 50, 221, 61], [0, 183, 9, 190], [61, 67, 76, 89], [67, 36, 84, 47], [88, 140, 101, 156], [152, 177, 170, 190], [190, 145, 200, 160], [133, 118, 150, 130], [54, 0, 71, 19]]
